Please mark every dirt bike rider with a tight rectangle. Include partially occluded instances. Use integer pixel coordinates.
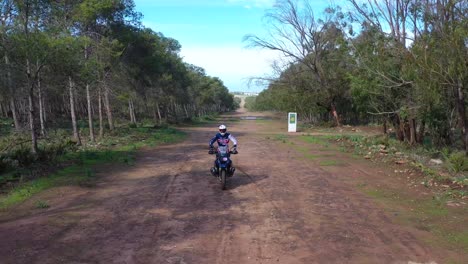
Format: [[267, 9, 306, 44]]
[[209, 124, 238, 176]]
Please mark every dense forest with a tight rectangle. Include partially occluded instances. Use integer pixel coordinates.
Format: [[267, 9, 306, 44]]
[[0, 0, 237, 154], [245, 0, 467, 151]]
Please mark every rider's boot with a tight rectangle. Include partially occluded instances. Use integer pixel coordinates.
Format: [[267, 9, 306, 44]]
[[229, 167, 235, 177], [210, 167, 217, 176]]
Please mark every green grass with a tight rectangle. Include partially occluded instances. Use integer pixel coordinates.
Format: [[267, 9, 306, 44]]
[[272, 134, 288, 143], [0, 127, 186, 209], [304, 153, 321, 160], [306, 132, 467, 197], [190, 115, 218, 125], [35, 200, 50, 209], [0, 118, 13, 136], [319, 160, 341, 166], [357, 184, 468, 254], [300, 135, 328, 145], [299, 135, 338, 148], [442, 230, 468, 251]]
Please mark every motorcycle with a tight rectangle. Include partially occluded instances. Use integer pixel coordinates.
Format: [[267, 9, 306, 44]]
[[209, 145, 238, 190]]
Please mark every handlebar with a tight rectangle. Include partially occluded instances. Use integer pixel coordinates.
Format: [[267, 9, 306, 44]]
[[208, 148, 238, 155]]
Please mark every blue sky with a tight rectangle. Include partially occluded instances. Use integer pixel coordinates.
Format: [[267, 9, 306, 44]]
[[133, 0, 334, 93]]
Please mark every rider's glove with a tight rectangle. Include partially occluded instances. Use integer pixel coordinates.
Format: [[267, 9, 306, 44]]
[[232, 145, 238, 153], [208, 146, 214, 154]]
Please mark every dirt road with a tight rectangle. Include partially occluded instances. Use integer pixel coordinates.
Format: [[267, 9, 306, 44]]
[[0, 109, 465, 263]]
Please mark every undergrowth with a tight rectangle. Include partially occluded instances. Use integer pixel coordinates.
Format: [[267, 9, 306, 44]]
[[0, 126, 186, 209], [298, 130, 468, 256], [300, 133, 468, 198]]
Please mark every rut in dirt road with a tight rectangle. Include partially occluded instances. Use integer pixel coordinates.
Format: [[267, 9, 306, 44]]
[[0, 112, 464, 264]]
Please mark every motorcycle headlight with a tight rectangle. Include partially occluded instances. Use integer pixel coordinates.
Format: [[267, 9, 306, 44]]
[[222, 157, 228, 161]]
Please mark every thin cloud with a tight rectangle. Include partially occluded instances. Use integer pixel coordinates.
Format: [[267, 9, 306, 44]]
[[227, 0, 276, 8], [181, 45, 280, 91]]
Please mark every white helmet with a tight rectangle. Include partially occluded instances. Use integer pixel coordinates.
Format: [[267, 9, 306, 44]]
[[219, 124, 227, 135]]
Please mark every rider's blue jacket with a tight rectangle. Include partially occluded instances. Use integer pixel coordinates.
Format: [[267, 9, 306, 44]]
[[209, 133, 238, 148]]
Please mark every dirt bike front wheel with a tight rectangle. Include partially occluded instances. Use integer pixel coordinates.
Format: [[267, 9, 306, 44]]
[[219, 169, 227, 190]]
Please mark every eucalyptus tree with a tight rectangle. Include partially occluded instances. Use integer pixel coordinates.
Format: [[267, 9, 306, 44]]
[[412, 0, 468, 151], [0, 0, 21, 130], [49, 36, 87, 145], [347, 0, 427, 144], [73, 0, 141, 135], [244, 0, 352, 126], [117, 27, 182, 122], [348, 0, 467, 149], [11, 0, 57, 153], [349, 24, 410, 138]]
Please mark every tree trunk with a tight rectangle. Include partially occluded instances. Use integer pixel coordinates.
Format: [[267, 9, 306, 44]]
[[128, 100, 133, 123], [156, 102, 162, 124], [330, 101, 341, 127], [403, 119, 411, 143], [172, 100, 179, 123], [184, 105, 189, 118], [104, 81, 114, 130], [28, 89, 38, 154], [132, 100, 137, 123], [9, 98, 20, 130], [86, 83, 95, 142], [5, 55, 20, 130], [98, 86, 104, 138], [27, 59, 38, 154], [383, 118, 388, 134], [129, 99, 136, 124], [42, 92, 47, 123], [456, 82, 468, 154], [131, 100, 136, 123], [393, 115, 405, 141], [409, 118, 416, 145], [417, 120, 425, 144], [69, 76, 81, 145], [37, 62, 46, 137], [153, 107, 158, 123]]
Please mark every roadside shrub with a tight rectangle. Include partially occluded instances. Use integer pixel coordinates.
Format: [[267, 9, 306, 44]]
[[37, 139, 76, 163], [0, 134, 76, 174], [0, 156, 20, 173], [317, 120, 336, 128], [446, 152, 468, 173], [452, 176, 468, 188], [153, 123, 169, 129], [10, 147, 37, 168]]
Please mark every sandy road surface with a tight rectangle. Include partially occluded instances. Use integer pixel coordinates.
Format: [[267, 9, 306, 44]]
[[0, 109, 464, 263]]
